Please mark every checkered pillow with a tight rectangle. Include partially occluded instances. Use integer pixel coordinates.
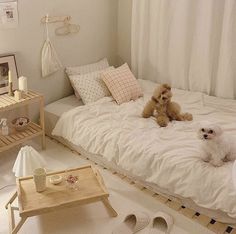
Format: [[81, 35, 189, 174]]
[[102, 63, 143, 105], [69, 67, 114, 104]]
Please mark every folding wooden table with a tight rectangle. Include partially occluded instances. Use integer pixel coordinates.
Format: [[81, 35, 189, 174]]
[[5, 165, 118, 234]]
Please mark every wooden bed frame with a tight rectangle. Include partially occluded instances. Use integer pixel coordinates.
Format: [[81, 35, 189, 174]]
[[47, 135, 236, 234]]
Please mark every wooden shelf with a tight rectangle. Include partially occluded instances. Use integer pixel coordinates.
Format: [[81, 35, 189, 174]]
[[0, 90, 43, 112], [0, 122, 43, 152], [0, 89, 45, 153]]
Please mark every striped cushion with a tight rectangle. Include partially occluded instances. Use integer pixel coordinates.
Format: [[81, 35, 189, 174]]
[[102, 63, 143, 105], [66, 58, 109, 76]]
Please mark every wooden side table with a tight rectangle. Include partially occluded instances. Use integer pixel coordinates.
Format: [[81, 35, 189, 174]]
[[0, 90, 45, 153], [5, 165, 118, 234]]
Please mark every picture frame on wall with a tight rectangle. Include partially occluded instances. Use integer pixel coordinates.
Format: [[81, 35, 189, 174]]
[[0, 54, 18, 95]]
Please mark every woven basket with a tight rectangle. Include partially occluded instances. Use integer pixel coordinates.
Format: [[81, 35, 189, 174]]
[[11, 117, 30, 132]]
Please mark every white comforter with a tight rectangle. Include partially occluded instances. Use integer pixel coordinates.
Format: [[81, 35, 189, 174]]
[[53, 79, 236, 219]]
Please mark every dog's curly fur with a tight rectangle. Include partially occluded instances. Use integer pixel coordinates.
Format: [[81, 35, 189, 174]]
[[142, 84, 193, 127], [198, 122, 236, 167]]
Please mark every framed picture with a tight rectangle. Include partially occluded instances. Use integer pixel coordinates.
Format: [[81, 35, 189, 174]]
[[0, 54, 18, 94]]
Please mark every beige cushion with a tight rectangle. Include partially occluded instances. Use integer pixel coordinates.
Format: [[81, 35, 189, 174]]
[[69, 67, 114, 104], [102, 63, 143, 104]]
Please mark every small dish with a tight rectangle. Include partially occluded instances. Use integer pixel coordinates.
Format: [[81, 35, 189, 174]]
[[11, 117, 30, 132], [49, 175, 63, 185]]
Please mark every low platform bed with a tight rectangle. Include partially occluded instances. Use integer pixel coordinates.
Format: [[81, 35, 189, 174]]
[[45, 79, 236, 225]]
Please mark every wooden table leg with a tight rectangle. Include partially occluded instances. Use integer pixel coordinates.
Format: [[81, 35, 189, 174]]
[[7, 202, 27, 234], [8, 204, 15, 232], [102, 198, 118, 217], [12, 217, 27, 234], [5, 191, 27, 234], [5, 192, 17, 209], [39, 97, 46, 150]]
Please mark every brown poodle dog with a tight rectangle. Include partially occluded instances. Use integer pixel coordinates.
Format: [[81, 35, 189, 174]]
[[142, 84, 193, 127]]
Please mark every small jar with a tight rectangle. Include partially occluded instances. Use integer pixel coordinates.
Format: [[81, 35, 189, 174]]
[[65, 174, 79, 190]]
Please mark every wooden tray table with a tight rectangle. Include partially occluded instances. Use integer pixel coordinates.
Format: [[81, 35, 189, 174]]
[[5, 165, 117, 234]]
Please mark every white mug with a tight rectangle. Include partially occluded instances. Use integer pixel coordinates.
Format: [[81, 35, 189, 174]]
[[33, 168, 46, 192]]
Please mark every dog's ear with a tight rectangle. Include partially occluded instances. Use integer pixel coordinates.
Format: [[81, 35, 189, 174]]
[[213, 125, 223, 136], [153, 85, 163, 98], [163, 84, 171, 90]]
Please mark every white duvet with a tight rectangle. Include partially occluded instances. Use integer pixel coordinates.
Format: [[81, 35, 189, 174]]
[[53, 79, 236, 219]]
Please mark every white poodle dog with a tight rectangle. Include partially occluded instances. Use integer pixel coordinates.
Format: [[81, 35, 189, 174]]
[[198, 122, 236, 167]]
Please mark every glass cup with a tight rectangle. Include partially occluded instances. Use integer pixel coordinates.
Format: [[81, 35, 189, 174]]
[[64, 169, 79, 190]]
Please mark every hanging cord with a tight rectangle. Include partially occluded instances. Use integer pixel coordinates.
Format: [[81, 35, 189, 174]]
[[0, 184, 15, 191], [46, 13, 49, 40]]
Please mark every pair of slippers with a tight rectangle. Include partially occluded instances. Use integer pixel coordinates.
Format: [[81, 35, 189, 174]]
[[113, 211, 173, 234]]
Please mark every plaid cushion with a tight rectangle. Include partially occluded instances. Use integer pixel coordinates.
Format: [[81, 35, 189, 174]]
[[102, 63, 143, 105]]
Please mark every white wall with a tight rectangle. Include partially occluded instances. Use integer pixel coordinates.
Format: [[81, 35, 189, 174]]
[[117, 0, 132, 66], [0, 0, 118, 104]]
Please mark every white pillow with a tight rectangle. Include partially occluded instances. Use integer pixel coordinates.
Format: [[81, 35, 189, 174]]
[[66, 58, 109, 76], [69, 67, 114, 104]]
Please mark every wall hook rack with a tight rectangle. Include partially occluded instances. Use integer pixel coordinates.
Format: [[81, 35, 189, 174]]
[[40, 14, 80, 36], [41, 15, 71, 24]]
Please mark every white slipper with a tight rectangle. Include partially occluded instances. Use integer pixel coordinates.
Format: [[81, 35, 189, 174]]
[[112, 211, 150, 234], [149, 211, 174, 234]]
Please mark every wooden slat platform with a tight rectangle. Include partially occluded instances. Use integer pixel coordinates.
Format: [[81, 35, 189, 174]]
[[0, 90, 42, 112], [0, 122, 43, 152], [48, 136, 236, 234]]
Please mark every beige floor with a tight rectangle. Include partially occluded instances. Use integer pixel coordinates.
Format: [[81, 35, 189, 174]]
[[0, 137, 214, 234]]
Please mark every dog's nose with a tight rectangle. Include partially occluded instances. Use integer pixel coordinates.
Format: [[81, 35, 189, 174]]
[[204, 134, 208, 139]]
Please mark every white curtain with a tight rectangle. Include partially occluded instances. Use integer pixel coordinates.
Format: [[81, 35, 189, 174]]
[[131, 0, 236, 99]]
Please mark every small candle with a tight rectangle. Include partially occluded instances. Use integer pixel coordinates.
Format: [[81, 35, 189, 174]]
[[14, 90, 22, 101], [8, 70, 12, 83], [18, 76, 28, 93]]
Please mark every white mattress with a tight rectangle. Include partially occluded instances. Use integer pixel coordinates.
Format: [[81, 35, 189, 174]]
[[44, 95, 83, 136], [46, 80, 236, 224]]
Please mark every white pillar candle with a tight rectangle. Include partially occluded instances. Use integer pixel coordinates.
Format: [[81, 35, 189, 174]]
[[18, 76, 28, 93], [8, 70, 12, 83]]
